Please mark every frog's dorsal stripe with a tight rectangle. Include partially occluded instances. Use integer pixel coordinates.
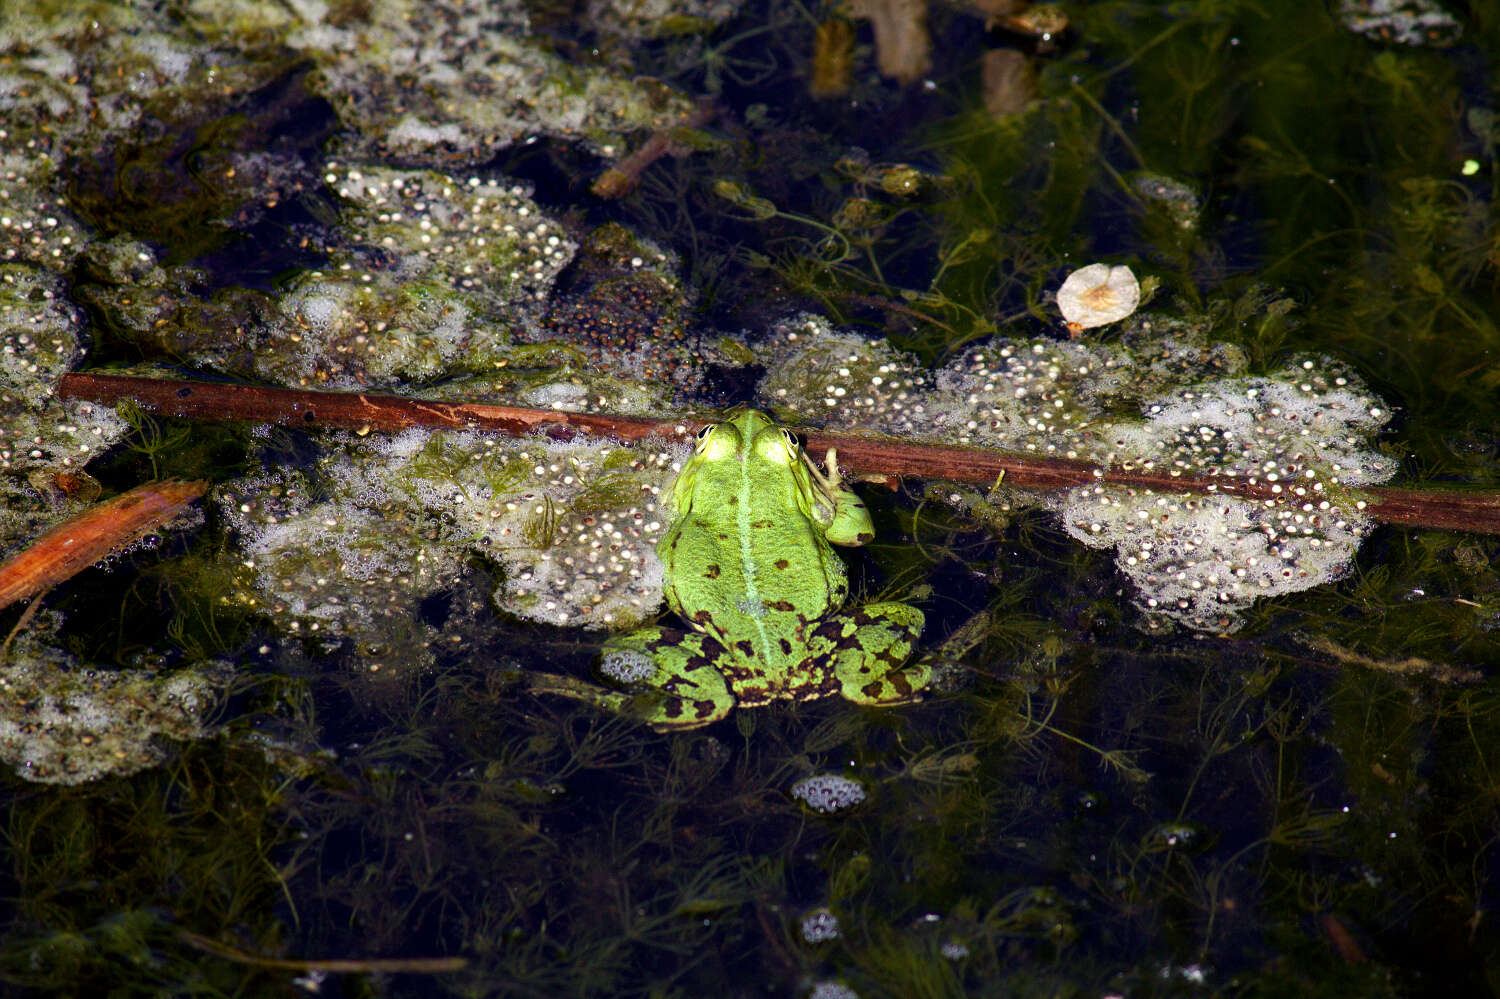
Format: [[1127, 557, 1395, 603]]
[[736, 444, 775, 664]]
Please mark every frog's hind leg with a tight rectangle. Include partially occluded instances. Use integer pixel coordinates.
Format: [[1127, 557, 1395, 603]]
[[599, 627, 736, 730], [814, 603, 931, 707]]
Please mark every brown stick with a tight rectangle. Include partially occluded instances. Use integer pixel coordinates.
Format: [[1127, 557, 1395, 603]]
[[591, 100, 719, 199], [56, 372, 1500, 535], [0, 478, 208, 610]]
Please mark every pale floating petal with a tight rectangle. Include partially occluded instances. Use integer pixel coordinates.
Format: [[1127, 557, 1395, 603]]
[[1056, 263, 1140, 328]]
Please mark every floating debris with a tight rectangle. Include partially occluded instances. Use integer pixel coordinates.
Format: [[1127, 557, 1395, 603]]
[[809, 19, 856, 99], [800, 907, 841, 943], [790, 772, 869, 813], [218, 427, 685, 665], [0, 612, 229, 785], [1133, 172, 1201, 231], [807, 982, 860, 999], [1337, 0, 1462, 47], [1056, 263, 1141, 330], [852, 0, 932, 84], [983, 49, 1038, 118]]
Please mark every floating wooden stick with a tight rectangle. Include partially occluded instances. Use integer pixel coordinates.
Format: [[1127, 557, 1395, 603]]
[[0, 478, 208, 611], [55, 372, 1500, 535]]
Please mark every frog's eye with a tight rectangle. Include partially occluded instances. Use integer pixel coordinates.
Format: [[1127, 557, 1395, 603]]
[[780, 428, 803, 455], [699, 422, 742, 461]]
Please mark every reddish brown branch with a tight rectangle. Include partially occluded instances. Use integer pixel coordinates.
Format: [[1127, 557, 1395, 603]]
[[56, 372, 1500, 535], [0, 478, 207, 610]]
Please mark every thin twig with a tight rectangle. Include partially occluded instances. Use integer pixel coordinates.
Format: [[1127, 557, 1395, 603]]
[[179, 930, 467, 973], [55, 372, 1500, 535]]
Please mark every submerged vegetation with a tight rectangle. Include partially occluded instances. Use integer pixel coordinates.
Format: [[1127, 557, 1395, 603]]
[[1, 0, 1499, 995]]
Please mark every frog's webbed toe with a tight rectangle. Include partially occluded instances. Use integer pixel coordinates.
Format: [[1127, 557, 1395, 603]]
[[811, 603, 930, 706], [599, 628, 736, 730]]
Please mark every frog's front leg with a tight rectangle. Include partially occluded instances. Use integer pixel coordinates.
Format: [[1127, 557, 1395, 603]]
[[802, 447, 875, 546], [808, 602, 930, 706], [599, 627, 736, 730]]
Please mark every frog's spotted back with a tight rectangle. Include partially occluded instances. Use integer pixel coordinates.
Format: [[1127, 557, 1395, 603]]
[[599, 410, 929, 729]]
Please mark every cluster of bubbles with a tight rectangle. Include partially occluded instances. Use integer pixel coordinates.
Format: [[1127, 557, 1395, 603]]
[[1336, 0, 1462, 46], [1060, 365, 1393, 630], [599, 647, 658, 684], [0, 267, 81, 413], [0, 138, 88, 270], [1132, 172, 1202, 232], [0, 1, 699, 165], [218, 463, 474, 670], [81, 162, 583, 391], [807, 982, 860, 999], [218, 427, 687, 668], [0, 266, 128, 543], [326, 162, 577, 304], [0, 611, 229, 785], [261, 161, 578, 387], [800, 907, 842, 943], [241, 0, 695, 163], [758, 314, 1396, 631], [399, 431, 684, 629], [0, 6, 246, 137], [789, 772, 869, 814]]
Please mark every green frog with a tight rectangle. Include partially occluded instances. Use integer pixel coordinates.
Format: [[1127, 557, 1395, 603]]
[[599, 410, 929, 729]]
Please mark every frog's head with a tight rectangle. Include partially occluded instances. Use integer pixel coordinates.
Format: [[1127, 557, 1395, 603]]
[[673, 410, 807, 510], [702, 409, 801, 468]]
